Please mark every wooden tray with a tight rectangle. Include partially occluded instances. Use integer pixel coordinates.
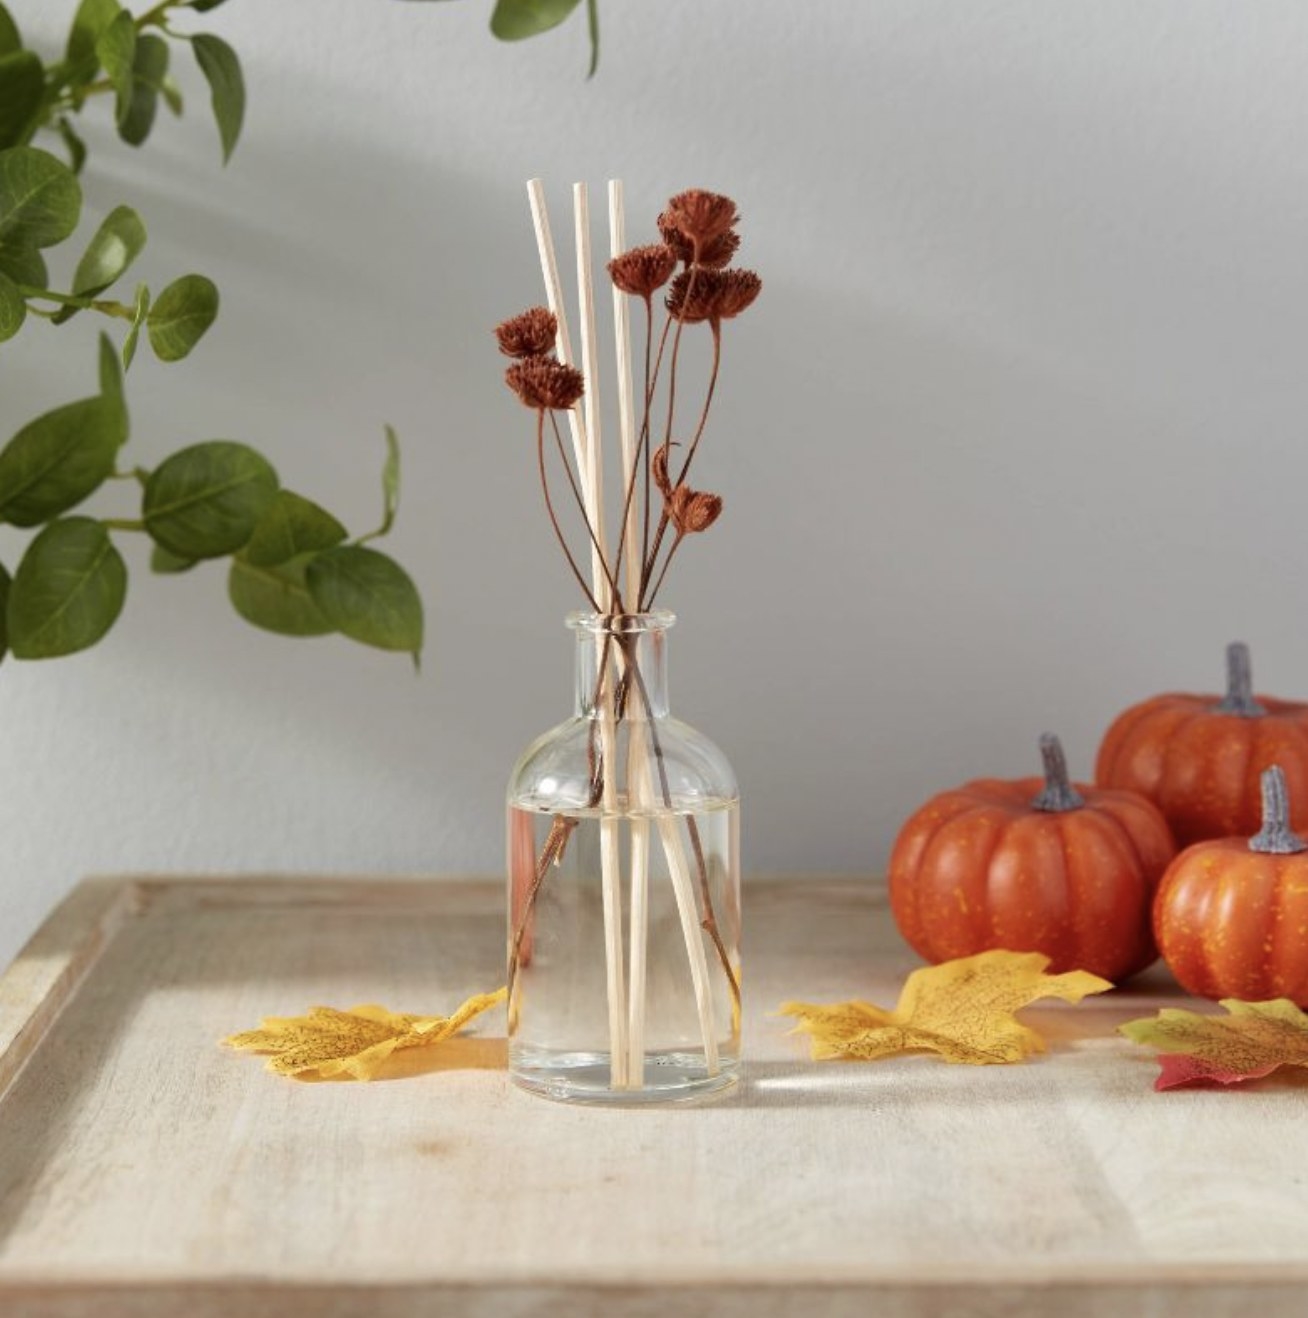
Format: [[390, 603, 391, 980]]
[[0, 876, 1305, 1317]]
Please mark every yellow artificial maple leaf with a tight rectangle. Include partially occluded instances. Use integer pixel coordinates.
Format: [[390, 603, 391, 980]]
[[780, 950, 1112, 1065], [223, 987, 506, 1080], [1120, 999, 1308, 1089]]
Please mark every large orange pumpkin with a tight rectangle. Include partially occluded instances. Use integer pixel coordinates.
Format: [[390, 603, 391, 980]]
[[1154, 765, 1308, 1005], [1096, 642, 1308, 847], [889, 734, 1176, 981]]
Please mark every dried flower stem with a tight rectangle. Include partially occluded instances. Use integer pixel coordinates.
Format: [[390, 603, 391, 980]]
[[549, 414, 622, 607], [536, 413, 602, 613]]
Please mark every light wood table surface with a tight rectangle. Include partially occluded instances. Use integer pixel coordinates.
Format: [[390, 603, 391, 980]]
[[0, 875, 1305, 1317]]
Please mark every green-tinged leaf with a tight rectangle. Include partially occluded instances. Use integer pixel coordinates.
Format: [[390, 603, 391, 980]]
[[0, 558, 10, 662], [245, 490, 346, 568], [490, 0, 582, 41], [188, 0, 233, 10], [0, 240, 44, 287], [146, 273, 217, 361], [52, 204, 146, 325], [160, 74, 183, 116], [229, 552, 333, 637], [78, 204, 149, 293], [150, 544, 195, 574], [66, 0, 121, 69], [117, 33, 168, 148], [0, 396, 123, 525], [57, 117, 87, 174], [8, 516, 126, 659], [95, 9, 136, 120], [380, 424, 400, 536], [306, 546, 423, 656], [143, 441, 278, 559], [585, 0, 598, 76], [0, 147, 82, 249], [0, 268, 23, 342], [122, 282, 148, 369], [0, 6, 21, 57], [0, 51, 43, 150], [97, 331, 127, 443], [191, 33, 244, 163]]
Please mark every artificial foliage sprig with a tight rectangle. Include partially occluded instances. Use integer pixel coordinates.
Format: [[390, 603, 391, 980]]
[[0, 1, 424, 664]]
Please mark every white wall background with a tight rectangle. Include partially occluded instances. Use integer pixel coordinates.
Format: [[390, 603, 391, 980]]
[[4, 0, 1308, 967]]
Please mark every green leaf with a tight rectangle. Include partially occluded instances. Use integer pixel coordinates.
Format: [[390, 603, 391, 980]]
[[0, 147, 82, 249], [585, 0, 598, 76], [0, 268, 23, 342], [229, 552, 333, 638], [150, 544, 195, 574], [188, 0, 233, 11], [306, 546, 423, 656], [244, 490, 347, 568], [143, 440, 279, 560], [0, 51, 43, 150], [117, 32, 168, 148], [57, 117, 87, 174], [490, 0, 583, 41], [97, 331, 127, 442], [52, 204, 146, 325], [191, 33, 244, 164], [0, 395, 124, 526], [0, 5, 21, 57], [0, 240, 43, 287], [95, 9, 136, 120], [380, 425, 400, 536], [122, 282, 149, 369], [0, 558, 10, 662], [160, 73, 183, 116], [66, 0, 122, 70], [146, 273, 218, 361], [8, 516, 127, 659]]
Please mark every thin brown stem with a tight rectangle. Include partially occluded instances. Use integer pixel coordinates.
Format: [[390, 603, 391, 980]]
[[624, 639, 741, 1019], [507, 813, 578, 1003], [673, 321, 721, 488], [537, 412, 601, 613], [644, 531, 685, 612], [549, 413, 622, 609]]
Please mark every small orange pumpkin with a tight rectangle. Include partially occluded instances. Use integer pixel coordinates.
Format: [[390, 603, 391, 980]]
[[1096, 642, 1308, 846], [1154, 766, 1308, 1005], [889, 734, 1176, 981]]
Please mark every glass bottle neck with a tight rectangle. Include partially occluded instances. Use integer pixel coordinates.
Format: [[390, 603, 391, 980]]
[[573, 621, 671, 720]]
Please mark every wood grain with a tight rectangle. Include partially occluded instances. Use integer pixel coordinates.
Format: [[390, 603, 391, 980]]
[[0, 875, 1305, 1318]]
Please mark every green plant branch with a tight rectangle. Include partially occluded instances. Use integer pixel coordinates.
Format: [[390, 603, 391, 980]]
[[18, 287, 137, 321]]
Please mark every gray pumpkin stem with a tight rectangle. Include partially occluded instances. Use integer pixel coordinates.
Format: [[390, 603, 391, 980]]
[[1214, 641, 1266, 717], [1032, 733, 1085, 812], [1249, 766, 1307, 854]]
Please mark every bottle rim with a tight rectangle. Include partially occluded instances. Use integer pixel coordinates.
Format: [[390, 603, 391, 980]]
[[566, 609, 676, 636]]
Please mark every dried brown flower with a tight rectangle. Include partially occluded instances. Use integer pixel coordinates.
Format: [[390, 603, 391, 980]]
[[664, 269, 718, 324], [714, 268, 762, 319], [495, 307, 558, 359], [652, 443, 675, 498], [505, 356, 585, 411], [667, 485, 723, 535], [665, 267, 763, 324], [658, 214, 741, 270], [608, 244, 678, 298], [665, 189, 740, 251]]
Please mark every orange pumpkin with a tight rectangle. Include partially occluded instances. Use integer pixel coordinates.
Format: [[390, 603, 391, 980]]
[[1154, 765, 1308, 1005], [1096, 642, 1308, 847], [889, 734, 1176, 980]]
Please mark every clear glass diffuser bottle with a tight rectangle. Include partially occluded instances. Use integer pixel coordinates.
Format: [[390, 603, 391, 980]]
[[507, 611, 741, 1105]]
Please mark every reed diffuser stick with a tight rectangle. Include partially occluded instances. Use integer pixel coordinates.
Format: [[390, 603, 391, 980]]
[[607, 179, 654, 1085], [573, 182, 629, 1088]]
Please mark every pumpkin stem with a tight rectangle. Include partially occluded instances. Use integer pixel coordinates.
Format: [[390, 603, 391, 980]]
[[1249, 766, 1308, 854], [1032, 733, 1085, 812], [1214, 641, 1266, 717]]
